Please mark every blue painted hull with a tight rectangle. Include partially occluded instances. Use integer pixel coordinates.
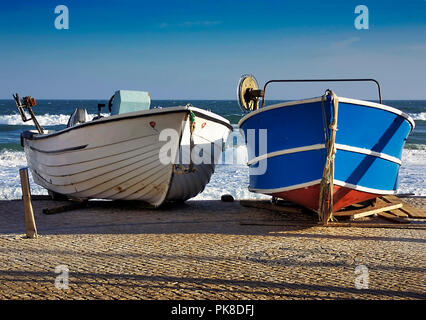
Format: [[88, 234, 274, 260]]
[[238, 96, 414, 211]]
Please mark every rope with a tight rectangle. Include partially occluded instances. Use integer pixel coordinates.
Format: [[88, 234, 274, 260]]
[[188, 110, 196, 173], [318, 90, 339, 224], [174, 108, 197, 174]]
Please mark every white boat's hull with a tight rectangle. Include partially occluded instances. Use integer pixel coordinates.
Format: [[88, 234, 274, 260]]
[[22, 106, 232, 206]]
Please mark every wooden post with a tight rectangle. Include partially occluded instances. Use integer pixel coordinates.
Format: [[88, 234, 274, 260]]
[[19, 168, 38, 238]]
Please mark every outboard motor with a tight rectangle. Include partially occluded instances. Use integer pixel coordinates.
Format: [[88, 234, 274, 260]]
[[67, 108, 89, 128]]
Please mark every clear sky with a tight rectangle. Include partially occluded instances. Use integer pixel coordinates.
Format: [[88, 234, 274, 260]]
[[0, 0, 425, 99]]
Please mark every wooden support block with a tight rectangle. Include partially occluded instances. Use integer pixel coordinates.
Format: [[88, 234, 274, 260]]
[[333, 200, 403, 220], [381, 195, 404, 203], [382, 195, 426, 219], [399, 207, 426, 219], [19, 168, 38, 239], [239, 200, 306, 214], [377, 212, 410, 224], [387, 208, 409, 218]]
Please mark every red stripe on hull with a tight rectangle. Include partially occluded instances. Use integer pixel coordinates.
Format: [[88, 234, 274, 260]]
[[271, 184, 379, 212]]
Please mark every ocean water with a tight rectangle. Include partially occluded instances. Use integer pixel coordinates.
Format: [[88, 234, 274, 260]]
[[0, 99, 424, 200]]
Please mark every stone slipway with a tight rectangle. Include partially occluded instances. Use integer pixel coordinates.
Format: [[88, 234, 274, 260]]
[[0, 198, 425, 299]]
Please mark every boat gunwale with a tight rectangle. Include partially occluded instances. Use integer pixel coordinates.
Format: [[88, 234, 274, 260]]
[[22, 106, 233, 141], [237, 96, 416, 131]]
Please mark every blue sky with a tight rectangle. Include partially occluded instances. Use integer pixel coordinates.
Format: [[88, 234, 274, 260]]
[[0, 0, 425, 99]]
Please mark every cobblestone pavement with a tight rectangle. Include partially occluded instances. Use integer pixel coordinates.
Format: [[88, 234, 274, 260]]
[[0, 198, 425, 300]]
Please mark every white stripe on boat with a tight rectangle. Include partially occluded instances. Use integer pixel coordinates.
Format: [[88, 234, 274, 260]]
[[333, 180, 396, 195], [247, 144, 325, 165], [249, 179, 323, 193], [247, 143, 402, 166], [334, 144, 402, 165], [249, 179, 396, 195]]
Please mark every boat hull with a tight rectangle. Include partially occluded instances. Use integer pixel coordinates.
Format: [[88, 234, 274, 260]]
[[271, 184, 379, 212], [22, 106, 232, 206], [238, 96, 414, 212]]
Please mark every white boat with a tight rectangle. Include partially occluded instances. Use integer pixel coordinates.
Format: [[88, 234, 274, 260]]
[[16, 91, 232, 206]]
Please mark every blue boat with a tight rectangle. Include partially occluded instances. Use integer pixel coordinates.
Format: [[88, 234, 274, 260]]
[[237, 75, 415, 222]]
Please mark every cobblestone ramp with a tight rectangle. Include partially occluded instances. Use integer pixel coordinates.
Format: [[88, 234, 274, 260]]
[[0, 199, 425, 299]]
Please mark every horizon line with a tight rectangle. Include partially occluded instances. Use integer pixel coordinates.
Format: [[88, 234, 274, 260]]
[[1, 98, 426, 101]]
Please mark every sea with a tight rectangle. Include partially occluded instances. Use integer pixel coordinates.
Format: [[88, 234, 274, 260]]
[[0, 99, 424, 200]]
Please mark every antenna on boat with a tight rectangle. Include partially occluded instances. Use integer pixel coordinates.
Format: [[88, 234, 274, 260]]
[[12, 93, 44, 134]]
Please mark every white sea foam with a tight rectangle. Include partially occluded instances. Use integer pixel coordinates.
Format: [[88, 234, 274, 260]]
[[192, 164, 270, 201], [408, 112, 426, 121], [0, 150, 47, 200], [0, 113, 106, 126], [398, 149, 426, 196], [221, 144, 248, 165]]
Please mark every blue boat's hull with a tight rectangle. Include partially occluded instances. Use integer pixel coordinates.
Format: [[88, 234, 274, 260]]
[[238, 96, 414, 211]]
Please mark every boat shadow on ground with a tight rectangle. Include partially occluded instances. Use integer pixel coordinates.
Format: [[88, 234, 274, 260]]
[[0, 199, 321, 236], [1, 199, 425, 244]]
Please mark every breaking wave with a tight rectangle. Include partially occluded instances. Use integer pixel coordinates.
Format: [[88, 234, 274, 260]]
[[0, 113, 105, 126], [408, 112, 426, 121]]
